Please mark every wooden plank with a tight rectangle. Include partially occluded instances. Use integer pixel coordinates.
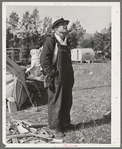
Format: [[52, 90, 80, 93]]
[[28, 140, 39, 143], [12, 119, 33, 126], [19, 136, 34, 143], [31, 133, 52, 140], [6, 133, 32, 139], [6, 133, 52, 141], [12, 138, 18, 143], [17, 123, 29, 134], [30, 123, 48, 128], [6, 138, 12, 143]]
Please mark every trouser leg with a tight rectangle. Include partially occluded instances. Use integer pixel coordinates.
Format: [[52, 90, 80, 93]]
[[61, 69, 74, 127], [47, 82, 63, 130], [47, 67, 74, 130], [61, 89, 72, 127]]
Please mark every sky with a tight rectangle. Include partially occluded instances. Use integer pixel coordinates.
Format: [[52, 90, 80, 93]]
[[6, 4, 111, 34]]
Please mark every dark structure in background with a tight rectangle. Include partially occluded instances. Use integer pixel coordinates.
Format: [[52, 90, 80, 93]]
[[6, 48, 31, 65]]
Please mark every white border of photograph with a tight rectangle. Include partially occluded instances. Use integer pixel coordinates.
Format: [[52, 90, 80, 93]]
[[2, 2, 120, 148]]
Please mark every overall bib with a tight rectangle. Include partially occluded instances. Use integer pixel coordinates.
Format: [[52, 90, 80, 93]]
[[47, 43, 74, 130]]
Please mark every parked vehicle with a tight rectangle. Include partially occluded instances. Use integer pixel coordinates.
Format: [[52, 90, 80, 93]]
[[71, 48, 95, 63]]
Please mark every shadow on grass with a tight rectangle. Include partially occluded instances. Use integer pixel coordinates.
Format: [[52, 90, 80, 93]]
[[73, 85, 111, 91], [82, 85, 111, 90], [75, 115, 111, 130]]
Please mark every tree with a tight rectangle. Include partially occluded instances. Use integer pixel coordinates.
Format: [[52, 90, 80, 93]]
[[21, 11, 31, 30], [68, 20, 86, 49], [30, 7, 42, 32], [6, 27, 14, 48], [103, 23, 111, 59], [92, 23, 111, 60], [18, 9, 42, 54], [6, 12, 20, 48], [7, 12, 20, 34], [42, 16, 52, 35], [80, 37, 94, 48]]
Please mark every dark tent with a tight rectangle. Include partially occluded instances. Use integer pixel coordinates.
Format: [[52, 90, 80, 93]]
[[6, 56, 34, 110], [6, 56, 48, 110]]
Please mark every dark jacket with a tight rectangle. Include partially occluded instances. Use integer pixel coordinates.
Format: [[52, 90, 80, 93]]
[[40, 34, 57, 77], [40, 34, 71, 76]]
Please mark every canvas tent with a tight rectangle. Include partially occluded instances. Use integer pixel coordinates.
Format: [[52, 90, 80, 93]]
[[6, 56, 35, 110], [71, 48, 95, 63]]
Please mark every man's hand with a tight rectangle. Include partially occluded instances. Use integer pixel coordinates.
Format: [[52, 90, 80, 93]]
[[44, 75, 54, 88]]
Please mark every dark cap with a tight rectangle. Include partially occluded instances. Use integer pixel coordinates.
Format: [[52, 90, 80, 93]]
[[52, 16, 69, 29]]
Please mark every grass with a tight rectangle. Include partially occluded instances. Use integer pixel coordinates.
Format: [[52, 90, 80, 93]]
[[6, 61, 111, 144]]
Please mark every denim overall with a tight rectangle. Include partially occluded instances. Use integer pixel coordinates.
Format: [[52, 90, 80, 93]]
[[47, 43, 74, 130]]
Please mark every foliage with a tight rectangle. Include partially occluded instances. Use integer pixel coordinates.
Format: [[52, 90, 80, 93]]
[[8, 12, 20, 31], [68, 20, 86, 49], [79, 24, 111, 60], [42, 16, 52, 35], [6, 27, 14, 48], [6, 12, 20, 48], [80, 37, 94, 48], [93, 24, 111, 60], [6, 9, 86, 57], [6, 7, 111, 62]]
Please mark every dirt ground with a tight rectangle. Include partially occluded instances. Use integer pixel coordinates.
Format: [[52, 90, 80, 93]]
[[6, 61, 111, 144]]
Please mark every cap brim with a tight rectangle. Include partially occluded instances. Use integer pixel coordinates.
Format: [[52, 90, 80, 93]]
[[52, 20, 69, 29]]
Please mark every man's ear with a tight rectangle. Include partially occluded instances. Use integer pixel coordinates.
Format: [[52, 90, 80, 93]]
[[54, 27, 58, 32]]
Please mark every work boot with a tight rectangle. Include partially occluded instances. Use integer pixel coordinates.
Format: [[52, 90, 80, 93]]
[[49, 129, 65, 139], [43, 127, 65, 139]]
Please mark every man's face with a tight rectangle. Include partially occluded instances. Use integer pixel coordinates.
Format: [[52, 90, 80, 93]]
[[55, 22, 68, 33]]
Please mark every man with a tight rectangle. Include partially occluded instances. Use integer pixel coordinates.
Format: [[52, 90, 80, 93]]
[[40, 16, 74, 139]]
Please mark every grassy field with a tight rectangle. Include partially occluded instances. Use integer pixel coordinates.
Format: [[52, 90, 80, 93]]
[[65, 61, 111, 143], [6, 61, 111, 144]]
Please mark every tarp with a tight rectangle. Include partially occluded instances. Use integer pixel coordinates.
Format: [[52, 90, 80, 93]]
[[6, 56, 34, 110], [26, 47, 43, 76], [6, 71, 15, 98]]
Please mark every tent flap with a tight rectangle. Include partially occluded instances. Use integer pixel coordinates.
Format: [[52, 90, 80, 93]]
[[6, 56, 33, 110]]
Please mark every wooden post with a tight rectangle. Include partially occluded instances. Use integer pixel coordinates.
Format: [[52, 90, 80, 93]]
[[12, 138, 18, 143]]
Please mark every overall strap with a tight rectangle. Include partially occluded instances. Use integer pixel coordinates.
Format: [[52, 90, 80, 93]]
[[52, 42, 58, 64]]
